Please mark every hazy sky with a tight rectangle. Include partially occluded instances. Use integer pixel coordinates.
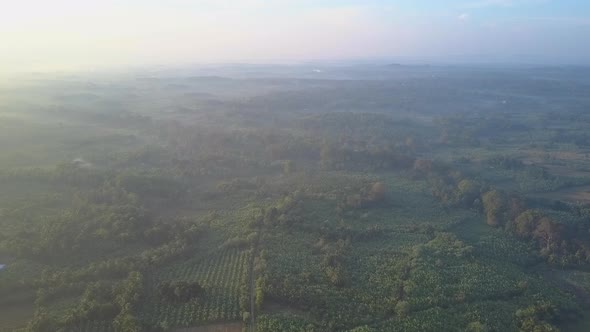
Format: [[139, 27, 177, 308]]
[[1, 0, 589, 72]]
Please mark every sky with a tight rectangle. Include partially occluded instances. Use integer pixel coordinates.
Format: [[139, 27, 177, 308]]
[[1, 0, 589, 72]]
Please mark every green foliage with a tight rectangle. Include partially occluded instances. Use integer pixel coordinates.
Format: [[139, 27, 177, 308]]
[[142, 249, 249, 327], [421, 232, 474, 258], [516, 301, 560, 332], [157, 280, 205, 303], [257, 313, 319, 332], [26, 309, 58, 332], [482, 190, 506, 227], [2, 70, 590, 331], [255, 277, 265, 311], [395, 301, 410, 318]]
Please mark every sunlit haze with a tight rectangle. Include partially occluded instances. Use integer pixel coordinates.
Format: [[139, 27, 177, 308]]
[[1, 0, 590, 72]]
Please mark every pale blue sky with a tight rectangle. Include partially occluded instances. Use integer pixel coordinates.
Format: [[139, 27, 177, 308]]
[[1, 0, 589, 72]]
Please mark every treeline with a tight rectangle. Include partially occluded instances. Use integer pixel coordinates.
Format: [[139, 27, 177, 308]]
[[28, 271, 146, 332], [416, 158, 590, 267], [0, 177, 209, 331], [0, 115, 424, 196], [2, 181, 204, 262], [152, 116, 423, 180]]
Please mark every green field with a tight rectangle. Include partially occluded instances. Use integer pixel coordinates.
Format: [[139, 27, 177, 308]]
[[2, 66, 590, 331]]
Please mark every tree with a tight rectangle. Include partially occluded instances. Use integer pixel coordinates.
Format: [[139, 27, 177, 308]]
[[510, 210, 537, 237], [516, 301, 559, 332], [27, 310, 58, 332], [456, 179, 481, 207], [255, 277, 265, 311], [533, 217, 561, 252], [114, 311, 141, 332], [395, 301, 410, 318], [157, 280, 204, 303], [466, 321, 489, 332], [482, 190, 506, 227], [368, 182, 387, 203], [325, 265, 345, 286]]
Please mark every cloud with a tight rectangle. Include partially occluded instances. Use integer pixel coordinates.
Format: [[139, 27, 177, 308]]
[[467, 0, 517, 7], [515, 16, 590, 26], [463, 0, 549, 9], [458, 13, 470, 20]]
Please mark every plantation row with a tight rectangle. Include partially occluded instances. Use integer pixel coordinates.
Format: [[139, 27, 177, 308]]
[[251, 170, 581, 331], [141, 249, 249, 328]]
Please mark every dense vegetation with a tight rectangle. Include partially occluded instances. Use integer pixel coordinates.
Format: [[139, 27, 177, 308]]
[[1, 65, 590, 331]]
